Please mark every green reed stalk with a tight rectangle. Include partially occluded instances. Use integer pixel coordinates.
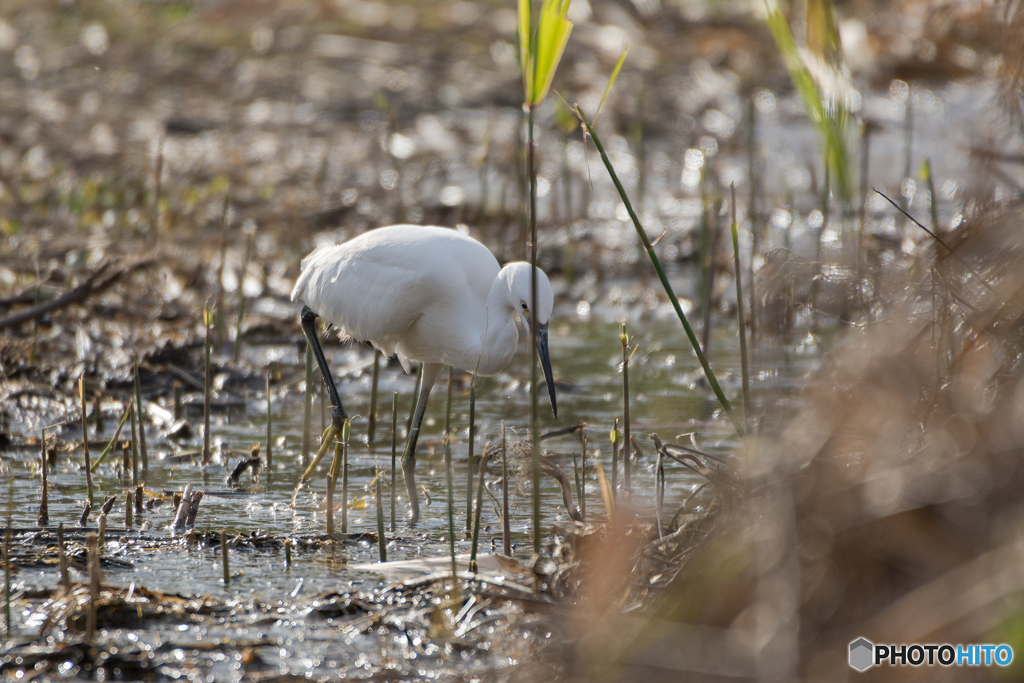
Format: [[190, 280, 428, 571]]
[[3, 528, 10, 638], [698, 170, 712, 353], [37, 431, 48, 526], [466, 384, 476, 532], [812, 164, 831, 318], [444, 367, 457, 577], [203, 305, 212, 465], [579, 110, 744, 436], [293, 423, 338, 499], [326, 473, 335, 535], [391, 392, 398, 532], [327, 442, 342, 535], [528, 105, 544, 557], [571, 451, 581, 514], [149, 138, 163, 248], [214, 196, 229, 350], [747, 96, 760, 336], [79, 376, 93, 504], [367, 349, 381, 446], [765, 8, 853, 208], [91, 401, 130, 472], [899, 93, 914, 223], [30, 266, 40, 366], [923, 158, 939, 234], [406, 364, 423, 437], [133, 357, 148, 474], [610, 418, 619, 498], [528, 105, 544, 561], [580, 425, 587, 521], [328, 426, 344, 479], [858, 120, 873, 266], [129, 401, 139, 487], [93, 393, 103, 433], [173, 381, 182, 421], [341, 422, 350, 534], [376, 473, 387, 562], [220, 529, 229, 585], [519, 0, 572, 557], [730, 183, 751, 423], [58, 523, 69, 589], [302, 343, 313, 466], [232, 232, 252, 361], [501, 421, 510, 556], [470, 446, 488, 572], [265, 369, 273, 470], [621, 324, 632, 493], [655, 443, 664, 535]]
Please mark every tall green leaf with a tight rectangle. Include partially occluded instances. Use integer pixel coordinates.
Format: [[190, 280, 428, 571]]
[[765, 6, 853, 206], [519, 0, 573, 106]]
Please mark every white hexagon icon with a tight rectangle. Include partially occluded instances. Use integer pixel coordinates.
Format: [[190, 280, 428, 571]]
[[849, 638, 874, 672]]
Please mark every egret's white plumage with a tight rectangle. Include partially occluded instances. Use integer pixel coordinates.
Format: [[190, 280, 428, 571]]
[[291, 224, 557, 524], [291, 225, 553, 377]]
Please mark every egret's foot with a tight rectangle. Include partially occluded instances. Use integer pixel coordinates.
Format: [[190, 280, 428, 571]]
[[330, 406, 348, 432]]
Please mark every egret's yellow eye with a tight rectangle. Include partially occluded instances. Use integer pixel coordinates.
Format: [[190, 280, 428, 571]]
[[521, 302, 528, 311]]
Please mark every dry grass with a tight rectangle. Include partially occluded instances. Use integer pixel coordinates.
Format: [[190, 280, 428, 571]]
[[518, 202, 1024, 682]]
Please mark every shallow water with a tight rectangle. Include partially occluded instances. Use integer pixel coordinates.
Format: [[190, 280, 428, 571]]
[[1, 314, 817, 605]]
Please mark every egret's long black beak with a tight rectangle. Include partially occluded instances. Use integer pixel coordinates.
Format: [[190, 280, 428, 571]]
[[537, 322, 557, 417]]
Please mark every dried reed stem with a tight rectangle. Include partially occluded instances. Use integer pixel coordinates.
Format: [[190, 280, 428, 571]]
[[220, 528, 229, 585], [86, 532, 98, 642], [57, 523, 69, 589]]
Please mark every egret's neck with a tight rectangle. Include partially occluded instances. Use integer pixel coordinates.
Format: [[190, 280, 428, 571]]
[[474, 277, 519, 376]]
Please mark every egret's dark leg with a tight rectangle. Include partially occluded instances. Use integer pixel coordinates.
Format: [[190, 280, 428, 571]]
[[401, 362, 443, 525], [300, 306, 347, 428]]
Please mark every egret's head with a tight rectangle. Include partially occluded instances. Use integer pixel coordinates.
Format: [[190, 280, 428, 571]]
[[500, 261, 554, 326], [500, 261, 557, 417]]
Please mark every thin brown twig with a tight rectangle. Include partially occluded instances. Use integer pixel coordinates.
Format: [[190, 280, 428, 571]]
[[0, 259, 155, 330]]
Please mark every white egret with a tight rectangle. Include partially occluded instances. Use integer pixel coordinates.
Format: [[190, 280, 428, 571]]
[[291, 224, 557, 523]]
